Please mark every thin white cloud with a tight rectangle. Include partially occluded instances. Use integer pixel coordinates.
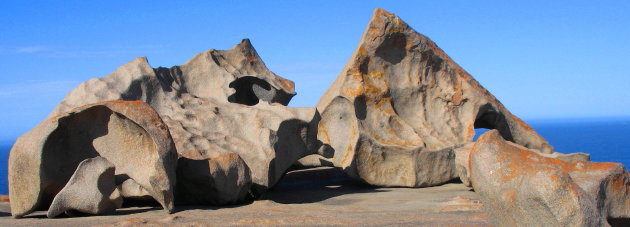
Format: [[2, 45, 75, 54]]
[[42, 49, 164, 58], [9, 45, 166, 57], [15, 46, 51, 54]]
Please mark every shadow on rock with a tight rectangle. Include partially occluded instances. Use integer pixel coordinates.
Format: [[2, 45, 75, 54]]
[[260, 167, 388, 204], [172, 201, 254, 213], [608, 218, 630, 227]]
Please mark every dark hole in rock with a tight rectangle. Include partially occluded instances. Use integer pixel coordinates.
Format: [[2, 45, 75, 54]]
[[354, 95, 367, 120], [375, 32, 407, 64], [228, 76, 273, 106], [473, 103, 514, 142], [608, 217, 630, 227]]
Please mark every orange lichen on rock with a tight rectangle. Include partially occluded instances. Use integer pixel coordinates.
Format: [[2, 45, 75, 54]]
[[317, 8, 552, 188], [469, 130, 630, 226], [278, 77, 295, 92]]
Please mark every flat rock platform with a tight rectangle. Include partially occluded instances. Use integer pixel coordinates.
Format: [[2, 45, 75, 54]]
[[0, 167, 491, 226]]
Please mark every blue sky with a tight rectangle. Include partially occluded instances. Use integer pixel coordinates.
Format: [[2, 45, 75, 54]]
[[0, 1, 629, 141]]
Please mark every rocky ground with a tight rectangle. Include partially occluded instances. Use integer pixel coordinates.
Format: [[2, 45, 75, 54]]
[[0, 167, 490, 226]]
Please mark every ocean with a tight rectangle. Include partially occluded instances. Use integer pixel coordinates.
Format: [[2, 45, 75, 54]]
[[1, 118, 629, 195]]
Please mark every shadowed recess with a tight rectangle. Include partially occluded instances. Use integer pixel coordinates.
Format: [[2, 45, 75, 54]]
[[473, 103, 514, 142], [375, 32, 407, 64], [228, 76, 272, 106]]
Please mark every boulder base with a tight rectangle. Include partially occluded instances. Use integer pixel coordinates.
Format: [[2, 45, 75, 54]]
[[47, 157, 122, 218]]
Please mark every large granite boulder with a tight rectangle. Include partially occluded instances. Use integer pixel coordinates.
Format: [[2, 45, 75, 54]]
[[47, 157, 123, 218], [9, 101, 177, 218], [50, 39, 319, 197], [315, 8, 555, 187], [469, 130, 630, 227]]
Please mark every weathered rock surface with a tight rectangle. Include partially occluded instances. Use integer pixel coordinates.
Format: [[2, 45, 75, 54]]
[[9, 100, 177, 218], [117, 178, 153, 201], [176, 153, 252, 205], [316, 8, 556, 187], [455, 140, 591, 188], [47, 157, 123, 218], [51, 39, 296, 114], [469, 130, 630, 227], [50, 39, 318, 196]]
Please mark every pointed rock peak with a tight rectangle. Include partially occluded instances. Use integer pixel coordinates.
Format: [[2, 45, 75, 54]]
[[225, 38, 296, 94], [373, 8, 391, 16], [355, 8, 457, 73], [368, 8, 409, 30], [361, 8, 413, 47], [134, 56, 149, 63], [221, 38, 257, 59], [127, 56, 152, 68], [235, 38, 254, 50]]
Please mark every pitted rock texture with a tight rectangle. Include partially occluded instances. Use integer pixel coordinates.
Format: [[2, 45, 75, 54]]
[[316, 8, 555, 187], [47, 157, 122, 218], [9, 101, 177, 218], [51, 39, 296, 115], [469, 130, 630, 227], [176, 153, 252, 205], [49, 40, 318, 194]]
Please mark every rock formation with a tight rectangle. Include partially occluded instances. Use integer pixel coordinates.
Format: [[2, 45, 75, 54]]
[[468, 130, 630, 226], [7, 8, 629, 226], [455, 141, 589, 187], [50, 39, 296, 115], [315, 8, 555, 187], [8, 101, 177, 218], [176, 153, 252, 205], [47, 157, 123, 218], [48, 39, 318, 197]]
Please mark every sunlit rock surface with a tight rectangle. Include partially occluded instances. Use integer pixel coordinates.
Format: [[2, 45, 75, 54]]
[[469, 130, 630, 226], [50, 39, 318, 197], [315, 8, 556, 187], [47, 157, 122, 218], [9, 101, 177, 217]]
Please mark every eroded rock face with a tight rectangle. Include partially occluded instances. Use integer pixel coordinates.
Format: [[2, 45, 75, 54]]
[[469, 130, 630, 227], [176, 153, 252, 205], [49, 39, 318, 196], [51, 39, 296, 115], [9, 101, 177, 218], [316, 8, 554, 187], [47, 157, 122, 218]]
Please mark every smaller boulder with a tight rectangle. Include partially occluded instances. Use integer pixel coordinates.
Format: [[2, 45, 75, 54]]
[[176, 153, 252, 205], [456, 138, 590, 188], [9, 100, 177, 218], [469, 130, 630, 227], [47, 157, 122, 218], [117, 178, 153, 201]]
